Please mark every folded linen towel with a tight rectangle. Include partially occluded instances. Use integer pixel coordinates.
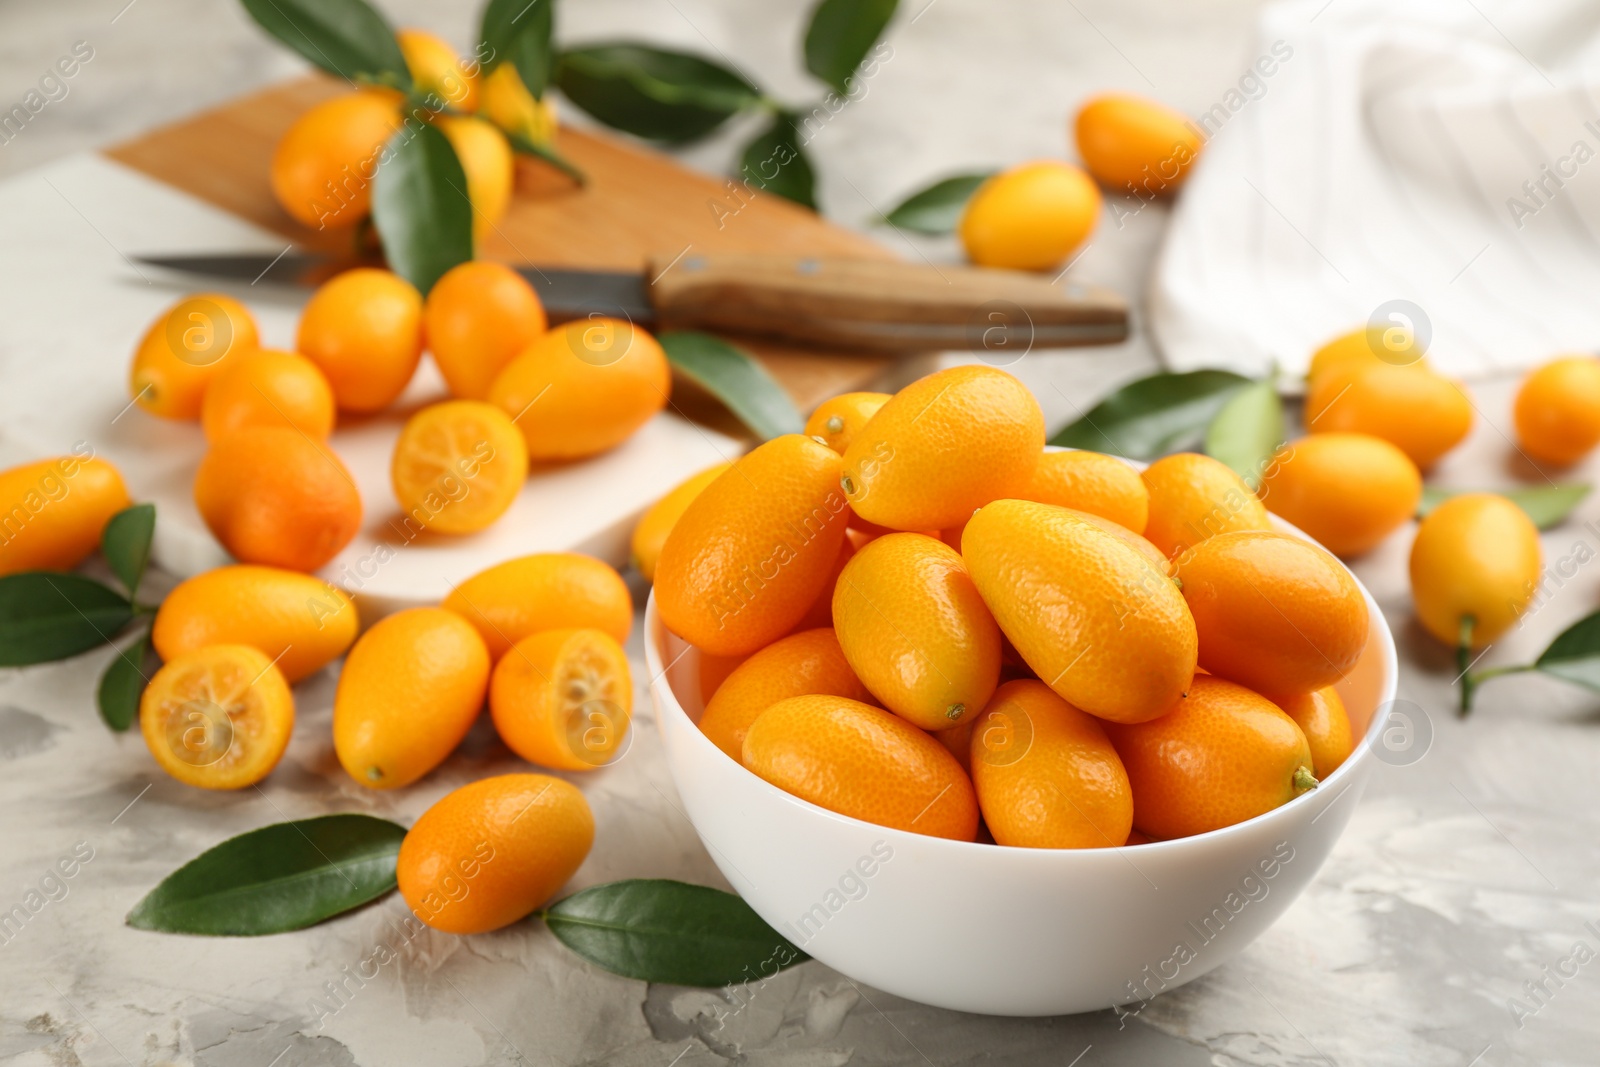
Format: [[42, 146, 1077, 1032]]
[[1150, 0, 1600, 382]]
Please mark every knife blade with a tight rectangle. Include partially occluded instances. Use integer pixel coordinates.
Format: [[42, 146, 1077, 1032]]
[[134, 251, 1128, 353], [136, 252, 654, 327]]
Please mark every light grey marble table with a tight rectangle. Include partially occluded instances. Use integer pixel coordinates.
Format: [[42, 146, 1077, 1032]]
[[3, 1, 1598, 1065]]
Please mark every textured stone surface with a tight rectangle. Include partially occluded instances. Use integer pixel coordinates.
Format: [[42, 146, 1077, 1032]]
[[3, 1, 1599, 1064]]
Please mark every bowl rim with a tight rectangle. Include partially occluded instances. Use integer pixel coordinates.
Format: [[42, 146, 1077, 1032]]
[[645, 497, 1399, 860]]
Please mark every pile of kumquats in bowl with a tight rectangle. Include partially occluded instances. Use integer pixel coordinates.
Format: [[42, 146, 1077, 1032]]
[[639, 362, 1399, 1014], [651, 364, 1381, 850]]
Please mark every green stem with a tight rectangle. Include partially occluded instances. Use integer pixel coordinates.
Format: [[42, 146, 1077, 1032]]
[[428, 99, 589, 186], [354, 71, 411, 95], [502, 129, 587, 184], [1292, 765, 1318, 794], [1470, 664, 1533, 683], [1460, 661, 1535, 716], [1457, 615, 1476, 717], [351, 215, 380, 257]]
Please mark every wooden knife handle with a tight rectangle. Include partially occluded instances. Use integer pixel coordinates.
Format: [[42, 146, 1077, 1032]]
[[646, 253, 1127, 354]]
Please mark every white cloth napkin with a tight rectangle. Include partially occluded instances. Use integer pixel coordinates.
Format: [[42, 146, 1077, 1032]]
[[1149, 0, 1600, 382]]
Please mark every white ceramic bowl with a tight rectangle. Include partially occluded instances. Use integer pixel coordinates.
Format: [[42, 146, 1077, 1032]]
[[646, 511, 1397, 1016]]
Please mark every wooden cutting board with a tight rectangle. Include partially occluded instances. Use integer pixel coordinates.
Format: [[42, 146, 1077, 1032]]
[[104, 75, 907, 430]]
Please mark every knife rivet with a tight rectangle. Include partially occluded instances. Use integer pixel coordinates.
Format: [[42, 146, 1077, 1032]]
[[797, 258, 821, 275]]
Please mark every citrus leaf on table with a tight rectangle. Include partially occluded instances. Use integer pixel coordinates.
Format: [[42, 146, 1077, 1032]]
[[1203, 380, 1284, 488], [371, 120, 475, 295], [739, 112, 817, 210], [882, 172, 994, 234], [127, 815, 407, 936], [480, 0, 555, 98], [98, 628, 152, 732], [803, 0, 899, 96], [1534, 608, 1600, 692], [101, 502, 156, 598], [555, 44, 762, 144], [544, 879, 809, 987], [0, 572, 133, 667], [238, 0, 411, 89], [1418, 484, 1589, 530], [659, 331, 804, 440], [1048, 369, 1254, 459]]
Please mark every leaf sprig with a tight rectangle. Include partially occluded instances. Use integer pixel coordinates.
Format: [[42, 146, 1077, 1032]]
[[480, 0, 555, 99], [370, 119, 475, 295], [238, 0, 584, 294], [1461, 608, 1600, 715], [1049, 369, 1594, 525], [239, 0, 413, 90], [1420, 484, 1589, 531], [242, 0, 902, 239], [128, 814, 406, 935], [1048, 368, 1270, 472], [128, 816, 808, 987], [0, 502, 159, 730], [881, 172, 995, 234], [660, 331, 804, 441], [552, 0, 899, 209]]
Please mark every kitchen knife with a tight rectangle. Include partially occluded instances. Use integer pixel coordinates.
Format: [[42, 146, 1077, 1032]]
[[134, 251, 1128, 353]]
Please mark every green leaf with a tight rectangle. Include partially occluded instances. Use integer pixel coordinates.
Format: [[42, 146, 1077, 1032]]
[[238, 0, 411, 90], [1535, 609, 1600, 692], [1203, 380, 1284, 489], [804, 0, 898, 96], [882, 172, 994, 235], [503, 127, 587, 184], [0, 572, 133, 667], [98, 628, 151, 732], [509, 11, 556, 102], [101, 503, 156, 597], [480, 0, 555, 98], [372, 120, 475, 295], [555, 44, 761, 144], [659, 331, 804, 440], [738, 112, 816, 210], [1418, 484, 1590, 531], [127, 815, 406, 936], [1048, 369, 1254, 459], [545, 879, 809, 987]]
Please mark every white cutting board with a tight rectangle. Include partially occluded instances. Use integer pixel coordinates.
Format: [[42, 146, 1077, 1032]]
[[0, 153, 740, 612]]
